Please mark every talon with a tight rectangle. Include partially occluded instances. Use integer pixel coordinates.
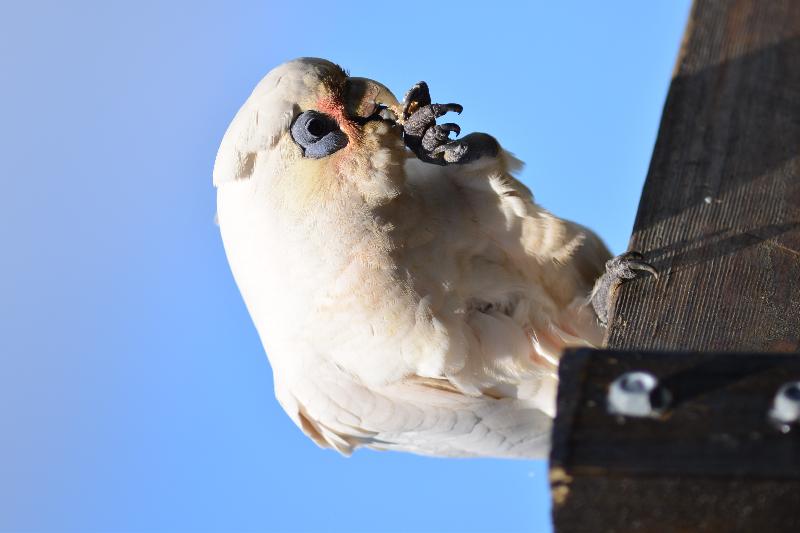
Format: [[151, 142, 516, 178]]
[[402, 81, 431, 119], [431, 103, 463, 117], [439, 123, 461, 136], [592, 250, 658, 326], [401, 81, 495, 166], [628, 261, 659, 279], [605, 251, 659, 280], [421, 123, 462, 153], [440, 133, 499, 164]]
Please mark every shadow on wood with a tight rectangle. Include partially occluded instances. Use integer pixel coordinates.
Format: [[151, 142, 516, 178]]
[[551, 0, 800, 531], [550, 349, 800, 532], [607, 4, 800, 353]]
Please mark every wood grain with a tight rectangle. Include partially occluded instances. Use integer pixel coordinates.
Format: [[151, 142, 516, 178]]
[[551, 0, 800, 530], [606, 0, 800, 352], [551, 349, 800, 532]]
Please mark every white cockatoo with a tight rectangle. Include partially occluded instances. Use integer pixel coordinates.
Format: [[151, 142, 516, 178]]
[[214, 58, 653, 458]]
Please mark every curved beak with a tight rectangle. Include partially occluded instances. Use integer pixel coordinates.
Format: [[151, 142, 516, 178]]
[[344, 77, 401, 122]]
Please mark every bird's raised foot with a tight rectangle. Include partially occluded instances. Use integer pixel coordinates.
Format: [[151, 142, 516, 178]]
[[431, 132, 500, 165], [402, 81, 432, 117], [422, 123, 461, 152], [401, 81, 497, 165], [591, 251, 658, 327]]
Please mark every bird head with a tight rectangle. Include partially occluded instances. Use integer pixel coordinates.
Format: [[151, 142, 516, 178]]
[[213, 58, 406, 211]]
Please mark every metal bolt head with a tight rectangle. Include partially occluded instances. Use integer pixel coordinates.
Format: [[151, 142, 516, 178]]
[[608, 371, 669, 417], [770, 381, 800, 425]]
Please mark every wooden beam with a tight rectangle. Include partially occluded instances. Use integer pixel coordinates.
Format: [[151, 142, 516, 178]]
[[607, 0, 800, 352], [551, 349, 800, 532], [551, 0, 800, 530]]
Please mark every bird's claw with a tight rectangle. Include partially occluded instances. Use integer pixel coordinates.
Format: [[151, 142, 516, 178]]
[[402, 81, 497, 165], [591, 251, 658, 326], [422, 123, 461, 152], [606, 251, 659, 281], [402, 81, 432, 118]]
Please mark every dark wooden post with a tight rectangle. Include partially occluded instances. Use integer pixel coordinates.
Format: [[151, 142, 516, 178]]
[[608, 0, 800, 353], [550, 1, 800, 531]]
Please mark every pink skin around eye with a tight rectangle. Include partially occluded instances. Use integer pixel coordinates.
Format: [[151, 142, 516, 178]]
[[316, 96, 361, 145]]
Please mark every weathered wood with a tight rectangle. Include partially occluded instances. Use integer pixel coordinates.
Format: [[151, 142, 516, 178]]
[[607, 0, 800, 352], [550, 349, 800, 532], [552, 472, 800, 533], [551, 0, 800, 530], [552, 350, 800, 478]]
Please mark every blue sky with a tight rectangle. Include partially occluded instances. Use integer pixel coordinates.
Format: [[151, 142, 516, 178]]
[[1, 2, 690, 532]]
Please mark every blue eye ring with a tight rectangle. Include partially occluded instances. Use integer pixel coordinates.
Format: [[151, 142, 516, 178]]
[[290, 110, 348, 158]]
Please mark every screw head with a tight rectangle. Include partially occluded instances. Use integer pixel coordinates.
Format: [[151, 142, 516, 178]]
[[608, 371, 669, 417], [770, 381, 800, 425]]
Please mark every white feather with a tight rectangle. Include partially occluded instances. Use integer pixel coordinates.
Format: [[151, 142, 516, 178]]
[[215, 58, 610, 458]]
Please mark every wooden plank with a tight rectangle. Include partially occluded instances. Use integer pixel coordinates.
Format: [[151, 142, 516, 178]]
[[606, 0, 800, 352], [551, 1, 800, 530], [550, 348, 800, 532], [552, 349, 800, 478], [552, 475, 800, 533]]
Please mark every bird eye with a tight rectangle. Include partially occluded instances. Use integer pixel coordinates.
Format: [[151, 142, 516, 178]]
[[291, 110, 348, 158], [305, 117, 327, 137]]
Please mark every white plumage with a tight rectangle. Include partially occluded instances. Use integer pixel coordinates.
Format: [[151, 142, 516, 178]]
[[214, 58, 610, 458]]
